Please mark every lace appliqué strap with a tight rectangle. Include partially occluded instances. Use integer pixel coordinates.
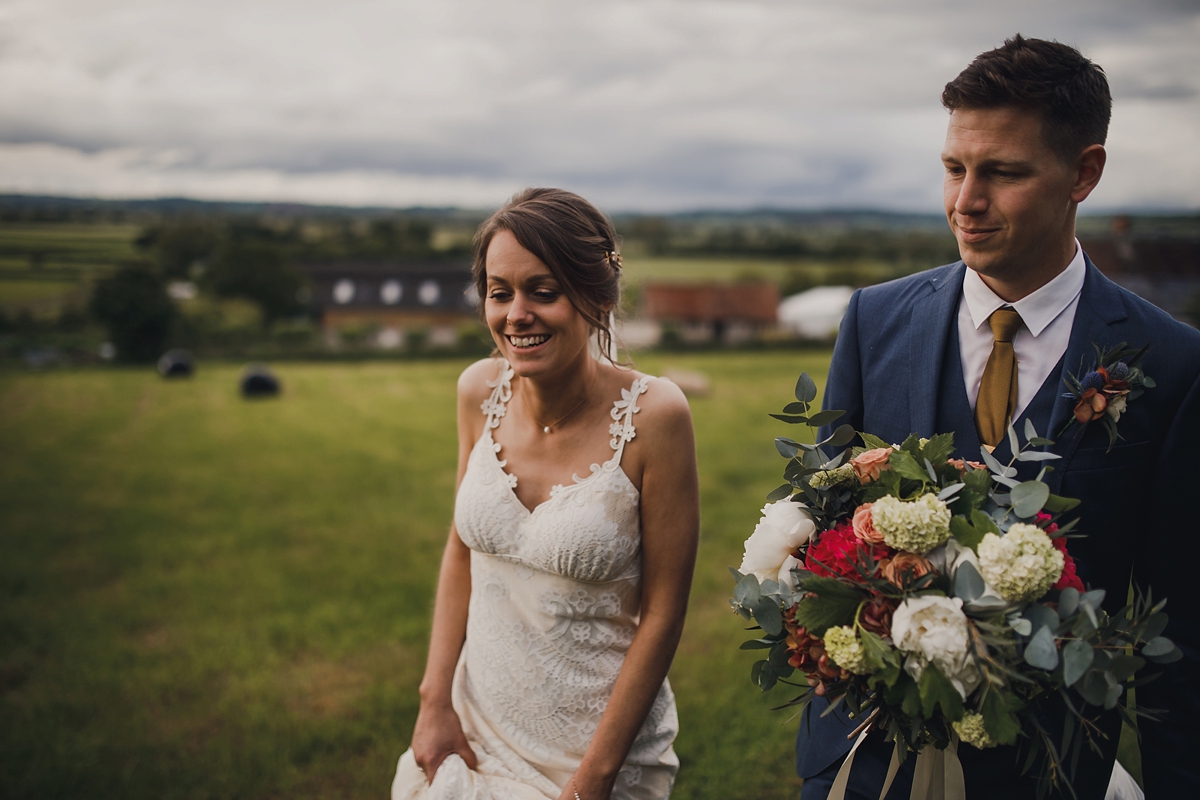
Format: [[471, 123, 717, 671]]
[[609, 376, 651, 453], [480, 360, 515, 429]]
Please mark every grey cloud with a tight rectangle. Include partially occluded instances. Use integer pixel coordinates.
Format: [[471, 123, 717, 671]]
[[0, 0, 1197, 210]]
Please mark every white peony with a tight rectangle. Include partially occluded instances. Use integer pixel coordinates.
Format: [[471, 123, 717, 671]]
[[891, 595, 980, 699], [977, 524, 1064, 602], [777, 555, 803, 592], [740, 500, 817, 585]]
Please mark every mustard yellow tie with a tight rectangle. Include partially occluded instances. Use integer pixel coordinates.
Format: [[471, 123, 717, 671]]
[[974, 307, 1022, 450]]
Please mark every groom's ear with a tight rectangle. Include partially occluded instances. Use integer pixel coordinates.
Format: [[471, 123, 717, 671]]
[[1070, 144, 1106, 204]]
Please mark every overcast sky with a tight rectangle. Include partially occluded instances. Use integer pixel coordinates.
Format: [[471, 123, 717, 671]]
[[0, 0, 1197, 212]]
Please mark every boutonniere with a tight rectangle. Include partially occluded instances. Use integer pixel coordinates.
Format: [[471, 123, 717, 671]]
[[1060, 342, 1154, 450]]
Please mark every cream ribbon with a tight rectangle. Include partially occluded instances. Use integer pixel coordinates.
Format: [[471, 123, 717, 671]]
[[827, 730, 965, 800]]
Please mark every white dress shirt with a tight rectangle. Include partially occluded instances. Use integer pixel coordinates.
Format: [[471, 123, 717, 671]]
[[958, 241, 1086, 421]]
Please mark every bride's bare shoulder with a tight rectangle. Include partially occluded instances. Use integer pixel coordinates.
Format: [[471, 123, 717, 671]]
[[618, 367, 692, 432], [457, 357, 506, 407]]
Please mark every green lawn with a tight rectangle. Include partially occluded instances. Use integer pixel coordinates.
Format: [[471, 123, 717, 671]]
[[0, 352, 831, 799]]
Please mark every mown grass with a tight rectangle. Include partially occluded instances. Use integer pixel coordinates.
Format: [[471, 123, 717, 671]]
[[1, 351, 830, 799]]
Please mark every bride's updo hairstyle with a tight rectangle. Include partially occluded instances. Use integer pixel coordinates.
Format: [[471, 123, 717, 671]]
[[472, 187, 623, 362]]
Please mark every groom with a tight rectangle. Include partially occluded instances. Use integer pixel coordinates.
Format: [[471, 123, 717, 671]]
[[798, 35, 1200, 799]]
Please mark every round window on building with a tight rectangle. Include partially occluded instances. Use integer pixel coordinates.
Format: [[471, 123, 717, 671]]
[[333, 279, 355, 304], [381, 279, 403, 305], [418, 279, 441, 306]]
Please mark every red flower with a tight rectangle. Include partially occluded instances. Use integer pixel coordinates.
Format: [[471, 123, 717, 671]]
[[1051, 537, 1084, 592], [805, 520, 890, 580]]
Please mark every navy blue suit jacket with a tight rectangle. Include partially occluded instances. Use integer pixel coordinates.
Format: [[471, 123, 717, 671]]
[[796, 257, 1200, 797]]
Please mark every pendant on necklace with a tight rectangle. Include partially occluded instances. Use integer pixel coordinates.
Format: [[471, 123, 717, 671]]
[[543, 426, 551, 434]]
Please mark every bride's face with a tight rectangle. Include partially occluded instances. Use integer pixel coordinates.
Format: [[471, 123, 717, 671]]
[[484, 230, 593, 378]]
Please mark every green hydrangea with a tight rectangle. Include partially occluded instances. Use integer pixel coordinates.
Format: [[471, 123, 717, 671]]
[[823, 625, 866, 674], [870, 493, 952, 554], [953, 712, 997, 749], [809, 463, 856, 489], [978, 524, 1064, 602]]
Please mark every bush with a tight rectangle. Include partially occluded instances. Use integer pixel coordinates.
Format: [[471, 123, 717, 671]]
[[88, 263, 177, 362]]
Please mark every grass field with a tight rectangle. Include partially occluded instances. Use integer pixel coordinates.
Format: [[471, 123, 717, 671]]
[[0, 351, 831, 800]]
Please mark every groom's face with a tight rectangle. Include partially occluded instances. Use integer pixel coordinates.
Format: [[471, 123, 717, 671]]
[[942, 106, 1078, 296]]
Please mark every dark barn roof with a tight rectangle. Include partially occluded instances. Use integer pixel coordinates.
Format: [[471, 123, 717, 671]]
[[297, 262, 476, 315]]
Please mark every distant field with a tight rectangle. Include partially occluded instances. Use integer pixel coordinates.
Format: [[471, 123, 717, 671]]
[[0, 352, 832, 800], [622, 256, 905, 286], [0, 223, 140, 313]]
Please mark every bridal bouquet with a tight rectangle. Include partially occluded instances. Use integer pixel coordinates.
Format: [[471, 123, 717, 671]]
[[730, 373, 1179, 798]]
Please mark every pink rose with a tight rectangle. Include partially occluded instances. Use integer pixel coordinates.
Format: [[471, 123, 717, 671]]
[[851, 448, 893, 484], [852, 503, 886, 544]]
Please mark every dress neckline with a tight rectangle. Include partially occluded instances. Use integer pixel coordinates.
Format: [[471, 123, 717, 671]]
[[478, 359, 651, 516]]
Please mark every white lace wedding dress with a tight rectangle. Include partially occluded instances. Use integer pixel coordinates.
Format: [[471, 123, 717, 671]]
[[392, 360, 679, 800]]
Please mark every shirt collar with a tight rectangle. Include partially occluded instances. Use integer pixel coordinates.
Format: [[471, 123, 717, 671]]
[[962, 240, 1086, 337]]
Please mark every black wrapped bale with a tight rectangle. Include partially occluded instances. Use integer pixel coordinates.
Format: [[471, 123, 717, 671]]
[[157, 349, 195, 378], [240, 364, 280, 398]]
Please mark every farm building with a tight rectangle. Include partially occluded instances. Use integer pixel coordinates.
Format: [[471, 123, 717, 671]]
[[298, 262, 477, 346], [641, 282, 779, 344]]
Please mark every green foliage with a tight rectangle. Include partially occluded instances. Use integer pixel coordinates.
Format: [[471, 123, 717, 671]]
[[87, 262, 177, 362], [791, 577, 865, 638], [918, 665, 964, 721], [207, 240, 305, 323]]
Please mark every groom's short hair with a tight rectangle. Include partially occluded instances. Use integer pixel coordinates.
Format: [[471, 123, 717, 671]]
[[942, 34, 1112, 162]]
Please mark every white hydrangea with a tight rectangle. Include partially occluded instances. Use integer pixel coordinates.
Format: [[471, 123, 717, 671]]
[[871, 493, 952, 554], [809, 463, 856, 489], [891, 595, 980, 699], [953, 712, 998, 749], [740, 500, 817, 586], [823, 625, 866, 673], [977, 524, 1064, 603]]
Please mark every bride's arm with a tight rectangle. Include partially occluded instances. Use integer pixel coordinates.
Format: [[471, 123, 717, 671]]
[[563, 379, 700, 800], [409, 360, 493, 781]]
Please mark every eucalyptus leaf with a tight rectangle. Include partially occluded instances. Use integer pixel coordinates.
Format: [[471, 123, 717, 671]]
[[1024, 418, 1039, 442], [783, 402, 808, 414], [980, 446, 1017, 478], [1078, 671, 1108, 706], [1041, 494, 1081, 513], [1008, 616, 1033, 636], [768, 639, 794, 671], [1010, 481, 1051, 518], [769, 413, 809, 424], [775, 439, 800, 458], [753, 595, 784, 636], [1058, 587, 1080, 620], [1015, 450, 1061, 462], [739, 638, 775, 650], [991, 474, 1020, 489], [828, 424, 858, 447], [954, 560, 985, 603], [1024, 625, 1059, 670], [964, 596, 1007, 613], [1007, 424, 1021, 459], [1138, 612, 1168, 642], [733, 573, 761, 608], [1142, 637, 1175, 657], [937, 483, 965, 501], [1023, 604, 1058, 638], [807, 409, 844, 428], [795, 372, 818, 403], [1062, 639, 1094, 687], [765, 483, 793, 502]]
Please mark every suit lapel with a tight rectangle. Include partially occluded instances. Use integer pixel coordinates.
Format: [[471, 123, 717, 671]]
[[910, 263, 967, 438], [1044, 258, 1129, 492]]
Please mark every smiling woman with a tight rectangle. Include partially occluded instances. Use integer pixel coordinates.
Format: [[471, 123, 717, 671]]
[[391, 189, 700, 800]]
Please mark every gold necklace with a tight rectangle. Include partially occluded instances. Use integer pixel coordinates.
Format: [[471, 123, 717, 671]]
[[520, 372, 597, 434]]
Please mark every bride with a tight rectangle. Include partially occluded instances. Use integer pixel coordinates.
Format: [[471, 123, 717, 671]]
[[392, 188, 700, 800]]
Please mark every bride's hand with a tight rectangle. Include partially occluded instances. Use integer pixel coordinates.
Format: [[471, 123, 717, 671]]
[[410, 701, 478, 782]]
